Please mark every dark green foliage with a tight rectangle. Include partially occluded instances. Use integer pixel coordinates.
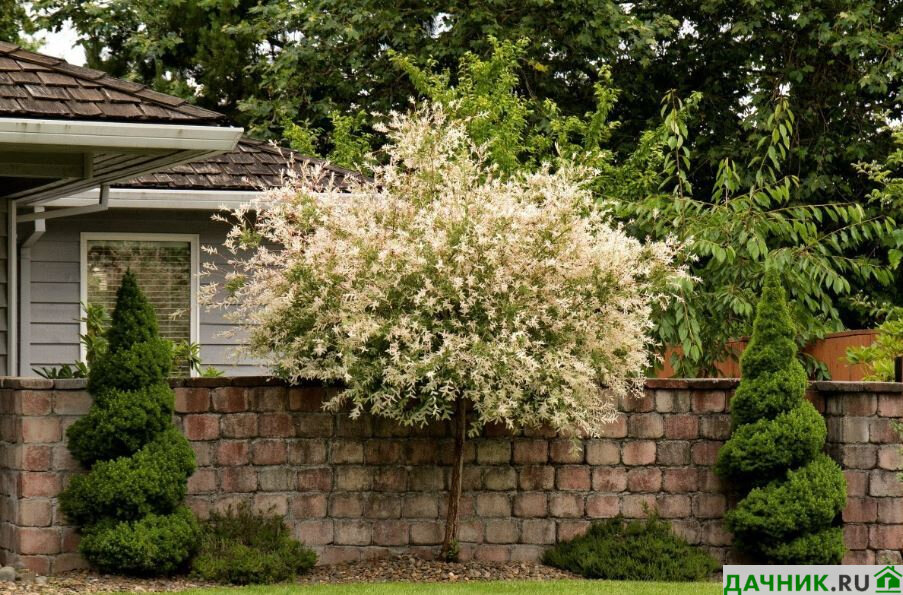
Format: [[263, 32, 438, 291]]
[[60, 271, 197, 575], [79, 506, 199, 576], [66, 383, 174, 466], [542, 515, 718, 581], [716, 269, 846, 563], [191, 504, 316, 585]]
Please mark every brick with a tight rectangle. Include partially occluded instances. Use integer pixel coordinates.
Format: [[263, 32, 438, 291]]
[[691, 391, 725, 412], [403, 494, 439, 518], [296, 414, 334, 437], [330, 493, 364, 517], [485, 520, 518, 544], [253, 493, 289, 516], [699, 415, 731, 440], [670, 519, 700, 544], [316, 546, 361, 565], [477, 441, 511, 464], [293, 493, 328, 518], [657, 495, 691, 518], [187, 468, 216, 494], [627, 468, 662, 492], [655, 390, 691, 413], [21, 417, 61, 443], [513, 440, 548, 464], [870, 525, 903, 550], [843, 523, 869, 549], [870, 419, 899, 444], [843, 445, 877, 469], [191, 442, 212, 467], [19, 472, 60, 498], [18, 528, 60, 555], [212, 387, 248, 412], [53, 553, 89, 573], [252, 439, 287, 465], [372, 467, 407, 492], [216, 441, 250, 466], [621, 494, 656, 518], [585, 494, 619, 518], [663, 415, 699, 439], [878, 499, 903, 523], [510, 545, 546, 562], [257, 467, 295, 491], [549, 440, 584, 464], [410, 521, 443, 545], [183, 414, 220, 440], [513, 493, 547, 518], [372, 521, 408, 546], [518, 466, 555, 491], [334, 520, 371, 545], [598, 415, 628, 438], [296, 520, 334, 545], [697, 469, 723, 492], [691, 442, 722, 465], [221, 413, 258, 438], [558, 520, 591, 542], [20, 391, 52, 415], [622, 440, 656, 465], [843, 497, 877, 523], [335, 466, 372, 491], [364, 440, 402, 465], [366, 495, 401, 519], [174, 387, 209, 413], [699, 522, 732, 546], [219, 467, 257, 492], [842, 393, 877, 416], [878, 394, 903, 417], [878, 445, 903, 470], [842, 417, 870, 443], [843, 549, 874, 565], [693, 494, 726, 518], [483, 467, 516, 491], [404, 439, 439, 465], [289, 440, 328, 465], [585, 440, 619, 465], [548, 493, 583, 518], [297, 467, 333, 491], [250, 386, 287, 411], [409, 467, 444, 491], [628, 414, 664, 438], [458, 519, 484, 543], [476, 493, 511, 517], [663, 468, 698, 493], [53, 391, 92, 415], [556, 466, 590, 491], [21, 445, 51, 471], [592, 467, 627, 492], [259, 413, 295, 437], [621, 392, 655, 412], [52, 445, 80, 471], [844, 470, 868, 497], [288, 386, 327, 412], [521, 519, 555, 544], [474, 544, 510, 562], [17, 499, 52, 526], [656, 441, 690, 465], [870, 471, 903, 497], [18, 556, 50, 575]]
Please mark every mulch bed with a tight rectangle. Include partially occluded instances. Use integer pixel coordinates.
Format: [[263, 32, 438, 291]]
[[0, 557, 578, 593]]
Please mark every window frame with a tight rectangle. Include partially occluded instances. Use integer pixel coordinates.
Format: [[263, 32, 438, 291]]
[[79, 232, 200, 376]]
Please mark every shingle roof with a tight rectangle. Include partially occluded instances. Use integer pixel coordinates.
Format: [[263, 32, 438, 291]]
[[0, 41, 226, 124], [118, 138, 361, 192]]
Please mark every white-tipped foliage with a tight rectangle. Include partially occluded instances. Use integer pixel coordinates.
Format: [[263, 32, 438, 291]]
[[203, 107, 685, 436]]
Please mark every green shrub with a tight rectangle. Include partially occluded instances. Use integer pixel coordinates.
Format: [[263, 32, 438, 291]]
[[716, 269, 846, 563], [191, 504, 316, 585], [59, 271, 197, 575], [79, 506, 199, 576], [542, 515, 718, 581]]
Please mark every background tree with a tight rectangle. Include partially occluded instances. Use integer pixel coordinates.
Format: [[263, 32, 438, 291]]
[[203, 106, 685, 557], [60, 272, 198, 575], [715, 269, 846, 563]]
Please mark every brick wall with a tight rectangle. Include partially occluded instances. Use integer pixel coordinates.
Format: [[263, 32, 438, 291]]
[[0, 376, 900, 574]]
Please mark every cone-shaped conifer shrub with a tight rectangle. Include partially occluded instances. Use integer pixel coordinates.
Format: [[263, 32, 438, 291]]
[[60, 271, 198, 575], [715, 269, 846, 563]]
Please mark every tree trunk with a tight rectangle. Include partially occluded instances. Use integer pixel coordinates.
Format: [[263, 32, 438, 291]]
[[441, 397, 467, 560]]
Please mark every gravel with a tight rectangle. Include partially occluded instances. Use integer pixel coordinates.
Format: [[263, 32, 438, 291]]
[[0, 557, 576, 593]]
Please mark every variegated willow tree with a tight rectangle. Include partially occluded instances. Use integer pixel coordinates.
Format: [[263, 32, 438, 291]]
[[202, 105, 686, 557]]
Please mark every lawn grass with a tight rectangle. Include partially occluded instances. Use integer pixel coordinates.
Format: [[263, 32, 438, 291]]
[[178, 579, 721, 595]]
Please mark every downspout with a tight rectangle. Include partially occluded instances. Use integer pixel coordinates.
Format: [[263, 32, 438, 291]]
[[7, 201, 15, 376], [11, 184, 110, 376]]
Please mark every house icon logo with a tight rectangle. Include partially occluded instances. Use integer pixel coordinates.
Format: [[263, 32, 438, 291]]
[[876, 566, 903, 594]]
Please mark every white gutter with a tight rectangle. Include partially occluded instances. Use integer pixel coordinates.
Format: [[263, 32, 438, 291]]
[[7, 203, 15, 376], [18, 207, 45, 375], [0, 118, 243, 151], [54, 188, 263, 210]]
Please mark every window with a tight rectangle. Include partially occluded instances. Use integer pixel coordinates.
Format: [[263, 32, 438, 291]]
[[81, 233, 199, 374]]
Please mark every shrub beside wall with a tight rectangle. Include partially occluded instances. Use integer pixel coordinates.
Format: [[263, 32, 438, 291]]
[[59, 272, 198, 574]]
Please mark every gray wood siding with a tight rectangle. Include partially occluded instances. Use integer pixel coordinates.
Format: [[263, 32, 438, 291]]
[[21, 208, 266, 376]]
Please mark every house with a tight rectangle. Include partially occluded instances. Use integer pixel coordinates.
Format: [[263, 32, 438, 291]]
[[0, 42, 353, 376]]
